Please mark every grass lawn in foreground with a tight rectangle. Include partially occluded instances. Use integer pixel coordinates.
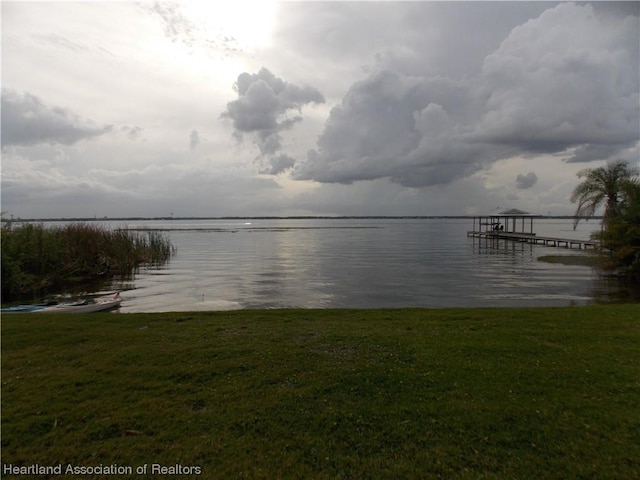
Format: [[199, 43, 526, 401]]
[[2, 306, 639, 479]]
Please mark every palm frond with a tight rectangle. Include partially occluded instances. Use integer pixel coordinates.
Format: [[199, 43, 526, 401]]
[[570, 160, 638, 230]]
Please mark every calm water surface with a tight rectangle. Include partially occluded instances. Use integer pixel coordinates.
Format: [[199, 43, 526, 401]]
[[103, 218, 636, 312]]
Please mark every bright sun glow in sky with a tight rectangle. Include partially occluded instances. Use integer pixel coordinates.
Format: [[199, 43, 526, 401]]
[[184, 0, 276, 52]]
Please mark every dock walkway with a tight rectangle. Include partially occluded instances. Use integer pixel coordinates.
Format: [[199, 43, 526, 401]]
[[467, 231, 599, 250]]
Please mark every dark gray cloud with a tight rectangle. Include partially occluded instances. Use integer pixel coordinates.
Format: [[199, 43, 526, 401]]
[[590, 1, 640, 18], [1, 89, 109, 148], [516, 172, 538, 190], [294, 70, 491, 187], [565, 143, 634, 164], [294, 3, 639, 188], [474, 3, 639, 157], [222, 67, 324, 171], [190, 130, 200, 150], [259, 153, 296, 176], [271, 1, 555, 102]]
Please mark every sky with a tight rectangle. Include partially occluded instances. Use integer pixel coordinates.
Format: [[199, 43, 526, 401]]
[[1, 0, 639, 218]]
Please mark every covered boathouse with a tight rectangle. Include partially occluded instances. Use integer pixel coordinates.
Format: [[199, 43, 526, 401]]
[[470, 208, 540, 236], [467, 208, 598, 249]]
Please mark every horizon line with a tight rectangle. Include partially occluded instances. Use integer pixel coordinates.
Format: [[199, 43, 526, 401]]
[[2, 215, 599, 222]]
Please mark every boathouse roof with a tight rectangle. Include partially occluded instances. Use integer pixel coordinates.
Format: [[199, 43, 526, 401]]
[[495, 208, 540, 216]]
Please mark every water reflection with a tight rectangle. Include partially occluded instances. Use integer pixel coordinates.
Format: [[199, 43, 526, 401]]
[[111, 218, 635, 312]]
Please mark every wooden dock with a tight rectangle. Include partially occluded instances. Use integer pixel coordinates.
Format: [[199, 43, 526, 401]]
[[467, 231, 599, 250]]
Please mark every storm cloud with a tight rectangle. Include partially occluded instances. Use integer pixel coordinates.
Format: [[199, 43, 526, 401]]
[[294, 3, 639, 188], [516, 172, 538, 190], [1, 89, 110, 148], [474, 3, 639, 158], [294, 70, 488, 186], [222, 67, 324, 173], [259, 153, 296, 176]]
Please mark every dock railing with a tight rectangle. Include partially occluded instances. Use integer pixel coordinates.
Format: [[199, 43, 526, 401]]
[[467, 230, 599, 250]]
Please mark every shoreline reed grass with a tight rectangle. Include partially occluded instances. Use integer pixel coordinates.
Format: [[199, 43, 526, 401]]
[[1, 222, 175, 302]]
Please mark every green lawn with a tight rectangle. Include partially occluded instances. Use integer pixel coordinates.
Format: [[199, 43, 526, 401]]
[[2, 306, 639, 479]]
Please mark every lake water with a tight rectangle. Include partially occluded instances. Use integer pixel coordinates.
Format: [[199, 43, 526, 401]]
[[99, 217, 637, 312]]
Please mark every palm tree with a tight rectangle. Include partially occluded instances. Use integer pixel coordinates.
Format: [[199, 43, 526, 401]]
[[570, 160, 639, 230], [597, 177, 640, 279]]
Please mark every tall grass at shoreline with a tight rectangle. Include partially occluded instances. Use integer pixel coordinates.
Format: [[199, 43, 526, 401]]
[[1, 222, 175, 302], [2, 306, 638, 478]]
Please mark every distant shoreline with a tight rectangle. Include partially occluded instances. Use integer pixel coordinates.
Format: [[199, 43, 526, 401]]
[[2, 215, 603, 222]]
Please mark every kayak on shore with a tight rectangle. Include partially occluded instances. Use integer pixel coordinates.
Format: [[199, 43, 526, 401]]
[[1, 293, 122, 314]]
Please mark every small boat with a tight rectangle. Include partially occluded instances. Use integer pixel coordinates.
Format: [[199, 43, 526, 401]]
[[1, 293, 122, 314]]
